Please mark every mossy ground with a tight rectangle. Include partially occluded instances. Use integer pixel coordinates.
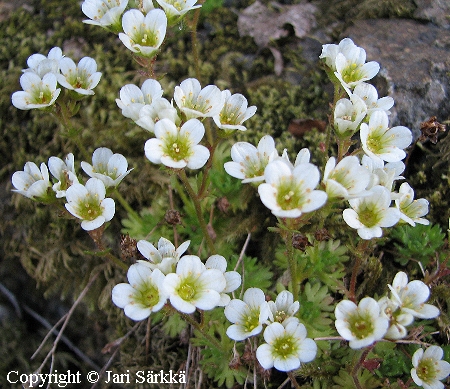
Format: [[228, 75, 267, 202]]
[[0, 0, 448, 388]]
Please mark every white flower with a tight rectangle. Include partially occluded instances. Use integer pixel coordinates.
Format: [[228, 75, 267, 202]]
[[135, 97, 180, 132], [267, 290, 300, 324], [174, 78, 225, 120], [323, 156, 371, 200], [388, 272, 439, 320], [205, 255, 241, 306], [144, 118, 210, 169], [360, 111, 412, 164], [343, 185, 401, 239], [57, 57, 102, 96], [119, 9, 167, 57], [82, 0, 128, 32], [224, 135, 278, 183], [137, 237, 190, 274], [362, 155, 405, 192], [24, 47, 63, 78], [48, 153, 79, 198], [411, 346, 450, 389], [319, 38, 361, 71], [378, 295, 413, 340], [128, 0, 155, 13], [12, 162, 52, 201], [258, 159, 327, 218], [81, 147, 132, 188], [64, 178, 115, 231], [112, 264, 168, 321], [334, 43, 380, 95], [116, 79, 164, 121], [335, 297, 389, 349], [12, 72, 61, 110], [224, 287, 270, 341], [333, 94, 367, 138], [353, 83, 394, 118], [395, 182, 430, 226], [155, 0, 201, 25], [256, 319, 317, 372], [212, 90, 257, 132], [163, 255, 226, 314]]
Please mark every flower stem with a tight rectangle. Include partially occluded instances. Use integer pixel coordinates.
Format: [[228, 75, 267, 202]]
[[286, 231, 299, 299], [349, 239, 370, 303], [114, 188, 141, 222], [198, 138, 219, 198], [352, 343, 375, 389], [189, 5, 203, 83], [180, 312, 224, 351], [177, 169, 216, 254], [287, 371, 301, 389]]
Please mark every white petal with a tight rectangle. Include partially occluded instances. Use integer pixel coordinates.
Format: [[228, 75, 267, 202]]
[[111, 283, 135, 308], [256, 344, 274, 369]]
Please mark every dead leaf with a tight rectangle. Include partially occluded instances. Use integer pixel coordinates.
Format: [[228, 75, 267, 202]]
[[237, 1, 317, 48]]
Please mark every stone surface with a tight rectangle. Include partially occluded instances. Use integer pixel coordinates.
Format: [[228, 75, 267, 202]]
[[343, 18, 450, 137], [414, 0, 450, 29]]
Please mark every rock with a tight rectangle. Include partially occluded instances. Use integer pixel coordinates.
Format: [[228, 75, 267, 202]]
[[343, 19, 450, 138], [414, 0, 450, 30]]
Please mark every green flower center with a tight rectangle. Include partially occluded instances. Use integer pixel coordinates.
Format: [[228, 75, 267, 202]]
[[272, 335, 297, 359], [341, 63, 364, 84], [274, 310, 287, 323], [182, 93, 213, 114], [66, 70, 90, 90], [163, 133, 192, 162], [135, 283, 160, 308], [132, 29, 159, 48], [219, 104, 243, 125], [348, 312, 374, 339], [166, 0, 187, 11], [77, 194, 102, 221], [276, 180, 305, 210], [366, 127, 387, 153], [242, 309, 261, 333], [31, 87, 53, 105], [177, 277, 198, 302], [416, 358, 436, 383], [357, 203, 381, 227]]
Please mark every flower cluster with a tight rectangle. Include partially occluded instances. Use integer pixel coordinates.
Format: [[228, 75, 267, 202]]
[[225, 289, 317, 372], [335, 272, 440, 348], [224, 38, 429, 240], [116, 77, 256, 170], [81, 0, 201, 57], [112, 237, 241, 317], [12, 147, 131, 231], [11, 47, 101, 110]]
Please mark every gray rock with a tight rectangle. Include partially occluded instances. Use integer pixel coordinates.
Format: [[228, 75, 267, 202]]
[[343, 19, 450, 138], [414, 0, 450, 29]]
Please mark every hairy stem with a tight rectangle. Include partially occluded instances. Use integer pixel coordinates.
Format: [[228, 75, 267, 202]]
[[177, 169, 216, 254], [180, 312, 224, 351], [287, 371, 301, 389]]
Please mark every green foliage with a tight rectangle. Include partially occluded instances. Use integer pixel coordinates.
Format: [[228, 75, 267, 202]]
[[230, 254, 274, 292], [332, 368, 381, 389], [389, 223, 445, 266], [298, 282, 335, 337], [191, 310, 247, 388], [275, 239, 349, 292], [374, 342, 411, 378], [316, 0, 417, 35], [201, 0, 224, 14]]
